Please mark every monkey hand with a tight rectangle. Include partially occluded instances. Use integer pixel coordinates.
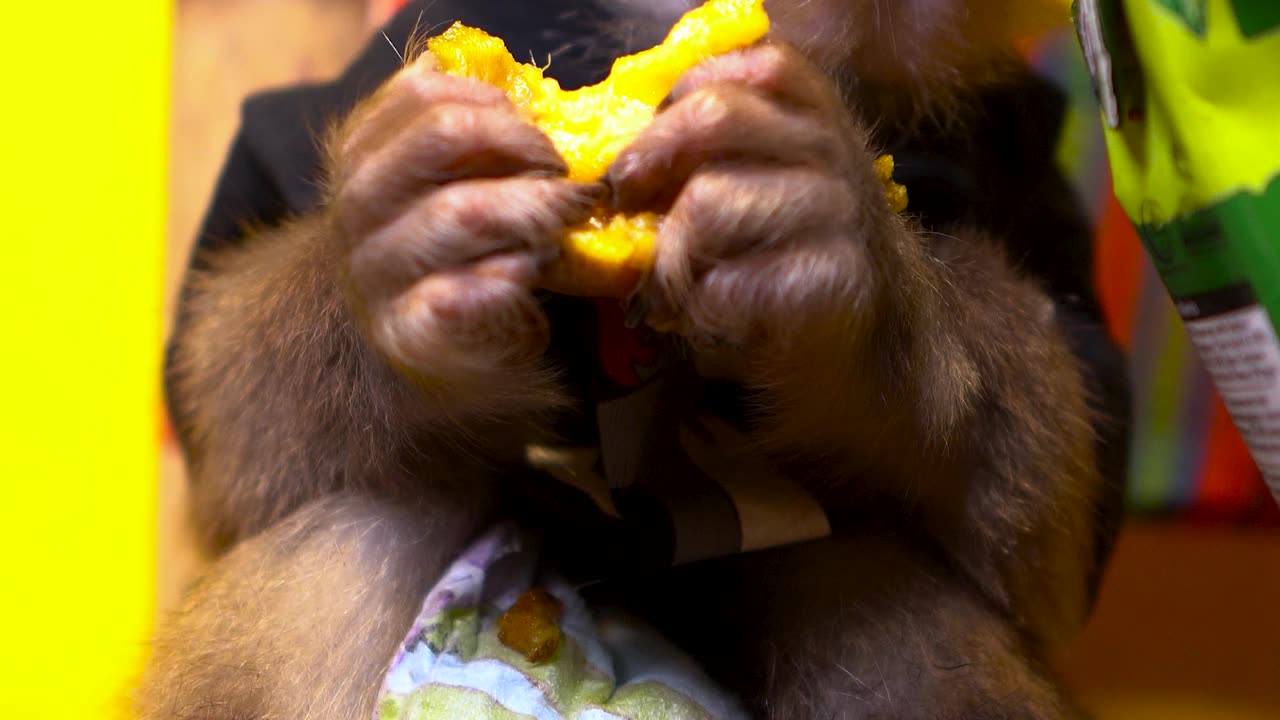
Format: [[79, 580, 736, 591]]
[[327, 54, 601, 395], [609, 43, 895, 361]]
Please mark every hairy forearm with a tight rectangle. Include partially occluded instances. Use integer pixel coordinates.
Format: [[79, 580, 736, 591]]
[[165, 215, 509, 550], [753, 216, 1104, 650]]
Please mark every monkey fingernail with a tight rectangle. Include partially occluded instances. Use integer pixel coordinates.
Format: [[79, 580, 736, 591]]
[[604, 153, 649, 212], [523, 163, 569, 180], [573, 181, 609, 209]]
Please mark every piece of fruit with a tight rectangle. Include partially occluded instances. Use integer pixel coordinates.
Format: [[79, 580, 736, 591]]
[[428, 0, 906, 298], [496, 588, 563, 663], [874, 154, 909, 215]]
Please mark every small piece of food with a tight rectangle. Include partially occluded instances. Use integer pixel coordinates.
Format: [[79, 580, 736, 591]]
[[429, 0, 907, 298], [873, 154, 909, 215], [496, 588, 563, 663]]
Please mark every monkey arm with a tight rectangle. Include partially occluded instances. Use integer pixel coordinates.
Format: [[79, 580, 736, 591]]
[[747, 213, 1120, 654], [163, 4, 594, 554], [164, 214, 521, 553], [594, 42, 1126, 653]]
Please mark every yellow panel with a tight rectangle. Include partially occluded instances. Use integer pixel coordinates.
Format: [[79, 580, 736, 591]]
[[1102, 0, 1280, 223], [0, 1, 169, 717]]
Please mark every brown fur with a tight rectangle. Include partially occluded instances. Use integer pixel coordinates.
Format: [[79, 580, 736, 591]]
[[766, 0, 1069, 124], [594, 525, 1086, 719], [136, 495, 472, 720], [149, 1, 1112, 718]]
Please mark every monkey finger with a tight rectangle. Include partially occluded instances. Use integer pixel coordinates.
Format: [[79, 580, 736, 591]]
[[608, 86, 849, 213], [335, 106, 570, 241], [374, 259, 553, 379], [350, 177, 601, 296], [655, 163, 856, 282], [677, 240, 867, 347], [336, 61, 515, 174], [664, 42, 846, 121], [639, 164, 851, 330]]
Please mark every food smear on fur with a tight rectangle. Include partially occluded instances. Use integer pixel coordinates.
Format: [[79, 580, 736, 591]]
[[874, 155, 909, 215], [427, 0, 770, 298], [496, 588, 563, 663]]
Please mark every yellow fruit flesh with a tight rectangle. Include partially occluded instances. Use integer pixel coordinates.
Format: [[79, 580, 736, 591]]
[[430, 0, 771, 184], [496, 589, 562, 663], [428, 0, 906, 298], [874, 155, 909, 215]]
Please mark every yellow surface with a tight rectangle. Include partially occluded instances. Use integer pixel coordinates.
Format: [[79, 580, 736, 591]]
[[429, 0, 769, 297], [1060, 522, 1280, 719], [0, 1, 169, 717], [1086, 697, 1276, 720], [873, 154, 909, 215], [1103, 0, 1280, 224]]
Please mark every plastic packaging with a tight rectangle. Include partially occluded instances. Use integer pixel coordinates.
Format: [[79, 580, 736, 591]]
[[1075, 0, 1280, 501]]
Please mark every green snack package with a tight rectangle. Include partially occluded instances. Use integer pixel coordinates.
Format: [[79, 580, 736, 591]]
[[1074, 0, 1280, 501]]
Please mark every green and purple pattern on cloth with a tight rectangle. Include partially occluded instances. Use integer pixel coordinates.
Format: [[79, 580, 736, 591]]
[[375, 525, 750, 720]]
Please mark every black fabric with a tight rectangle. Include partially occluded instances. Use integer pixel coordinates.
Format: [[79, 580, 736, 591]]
[[176, 0, 1130, 596], [193, 0, 625, 260], [889, 71, 1095, 303]]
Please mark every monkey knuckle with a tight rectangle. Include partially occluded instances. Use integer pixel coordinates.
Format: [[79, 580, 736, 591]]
[[428, 183, 492, 237], [406, 47, 440, 75], [744, 43, 796, 87], [688, 44, 788, 91], [699, 244, 860, 338], [333, 178, 382, 245], [517, 178, 595, 232], [423, 106, 560, 174], [421, 102, 484, 143], [347, 241, 391, 298], [394, 60, 449, 101], [334, 122, 372, 170], [810, 171, 857, 214], [380, 287, 479, 371], [791, 243, 863, 304], [792, 125, 843, 166], [671, 47, 737, 98], [493, 292, 551, 356], [396, 272, 545, 354], [681, 87, 739, 131], [453, 293, 547, 362], [652, 240, 697, 301], [457, 76, 514, 108], [430, 101, 516, 142], [437, 189, 513, 244], [361, 210, 450, 285], [453, 180, 547, 242], [374, 302, 431, 370], [679, 171, 732, 215], [423, 286, 476, 329]]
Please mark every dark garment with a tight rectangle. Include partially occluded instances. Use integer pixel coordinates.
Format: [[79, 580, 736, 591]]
[[176, 0, 1129, 598]]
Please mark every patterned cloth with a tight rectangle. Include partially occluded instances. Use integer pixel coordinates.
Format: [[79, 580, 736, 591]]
[[375, 525, 749, 720]]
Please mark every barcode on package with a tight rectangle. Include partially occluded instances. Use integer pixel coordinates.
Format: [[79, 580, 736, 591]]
[[1178, 285, 1280, 497]]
